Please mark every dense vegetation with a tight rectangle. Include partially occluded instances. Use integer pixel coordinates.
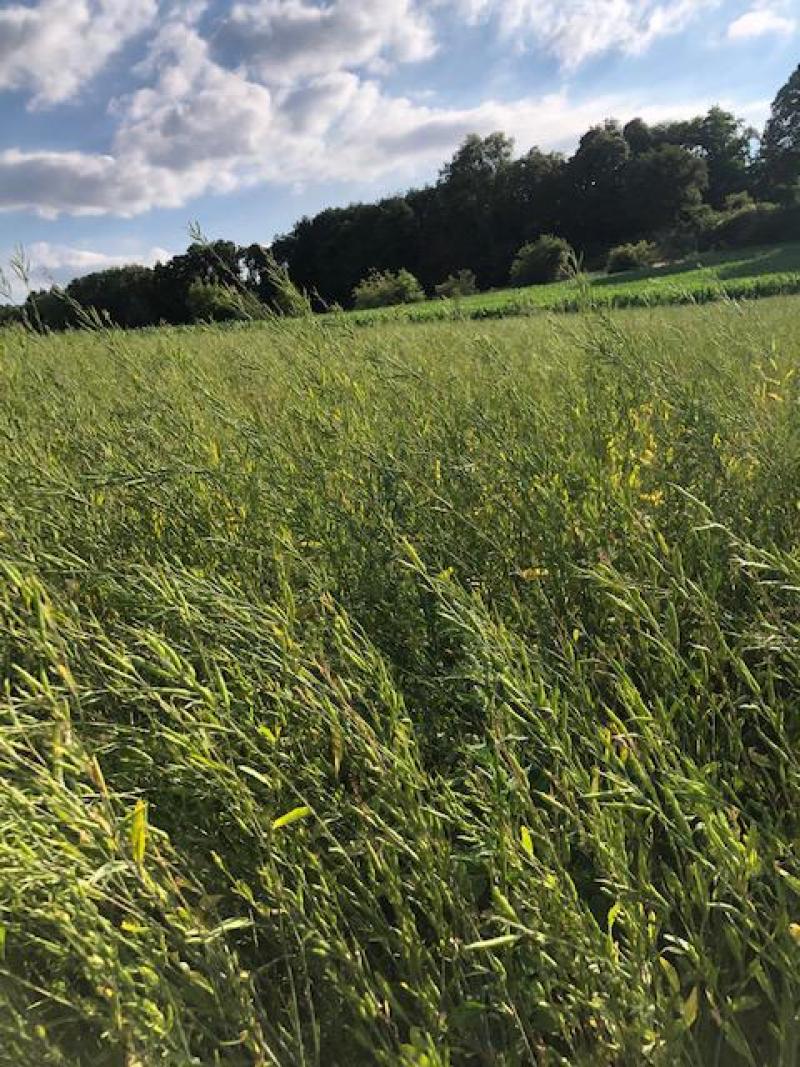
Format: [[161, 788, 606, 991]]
[[2, 295, 800, 1064], [345, 242, 800, 324], [3, 64, 798, 327]]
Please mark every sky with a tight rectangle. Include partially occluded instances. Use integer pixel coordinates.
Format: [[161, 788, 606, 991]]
[[0, 0, 797, 297]]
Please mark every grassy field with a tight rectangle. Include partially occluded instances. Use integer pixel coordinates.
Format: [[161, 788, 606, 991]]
[[347, 242, 800, 324], [2, 297, 800, 1065]]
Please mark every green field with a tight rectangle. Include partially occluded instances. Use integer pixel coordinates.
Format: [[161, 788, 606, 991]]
[[347, 242, 800, 324], [3, 297, 800, 1065]]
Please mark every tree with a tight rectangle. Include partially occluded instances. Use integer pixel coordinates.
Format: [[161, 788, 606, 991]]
[[23, 289, 72, 331], [625, 144, 708, 236], [151, 240, 244, 323], [435, 269, 477, 298], [682, 107, 755, 208], [622, 118, 654, 156], [760, 64, 800, 203], [606, 241, 657, 273], [352, 269, 424, 310], [67, 265, 158, 328], [493, 148, 564, 270], [0, 304, 23, 327], [509, 236, 573, 286], [186, 280, 249, 322], [439, 131, 514, 187], [564, 121, 631, 251], [437, 133, 515, 286]]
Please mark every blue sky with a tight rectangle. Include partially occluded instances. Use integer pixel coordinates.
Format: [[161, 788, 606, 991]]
[[0, 0, 796, 296]]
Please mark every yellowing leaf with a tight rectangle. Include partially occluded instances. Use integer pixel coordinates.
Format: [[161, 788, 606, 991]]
[[518, 566, 549, 581], [659, 955, 680, 995], [607, 901, 623, 937], [131, 799, 147, 867], [683, 986, 700, 1029], [788, 922, 800, 944], [520, 825, 533, 859], [272, 805, 312, 831]]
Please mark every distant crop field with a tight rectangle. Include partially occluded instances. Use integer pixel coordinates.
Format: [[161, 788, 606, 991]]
[[2, 297, 800, 1065], [346, 241, 800, 323]]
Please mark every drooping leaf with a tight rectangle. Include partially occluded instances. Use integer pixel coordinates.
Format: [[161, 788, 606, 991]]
[[683, 986, 700, 1028], [131, 799, 147, 867], [272, 805, 312, 831]]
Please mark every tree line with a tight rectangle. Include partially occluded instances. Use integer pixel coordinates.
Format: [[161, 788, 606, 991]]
[[2, 63, 798, 329]]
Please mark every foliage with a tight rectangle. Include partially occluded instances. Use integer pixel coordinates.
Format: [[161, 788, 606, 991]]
[[704, 202, 800, 250], [760, 63, 800, 203], [347, 241, 800, 324], [675, 106, 755, 208], [352, 267, 425, 309], [510, 235, 573, 285], [625, 144, 708, 236], [67, 264, 159, 328], [0, 304, 23, 327], [23, 288, 73, 331], [2, 299, 800, 1064], [3, 65, 797, 326], [606, 240, 658, 273], [186, 280, 253, 322], [434, 268, 477, 298]]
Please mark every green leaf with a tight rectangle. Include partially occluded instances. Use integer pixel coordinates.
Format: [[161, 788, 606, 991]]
[[272, 805, 312, 830], [258, 724, 280, 745], [683, 986, 700, 1029], [239, 765, 272, 789], [464, 934, 521, 952], [722, 1020, 755, 1064], [607, 901, 623, 937], [658, 955, 680, 994], [131, 799, 147, 867]]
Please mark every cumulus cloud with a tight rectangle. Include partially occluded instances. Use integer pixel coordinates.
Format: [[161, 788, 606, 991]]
[[0, 0, 157, 107], [0, 80, 768, 217], [452, 0, 718, 67], [0, 0, 772, 218], [0, 148, 186, 217], [212, 0, 436, 84], [727, 6, 796, 39], [1, 241, 172, 301], [26, 242, 171, 273]]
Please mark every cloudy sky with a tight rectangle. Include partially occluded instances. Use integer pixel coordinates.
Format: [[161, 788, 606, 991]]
[[0, 0, 796, 293]]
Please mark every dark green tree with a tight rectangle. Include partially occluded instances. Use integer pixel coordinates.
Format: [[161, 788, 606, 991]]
[[67, 265, 159, 328], [625, 144, 708, 236], [622, 118, 654, 155], [564, 121, 631, 252], [683, 107, 755, 208], [760, 64, 800, 203], [436, 132, 515, 286]]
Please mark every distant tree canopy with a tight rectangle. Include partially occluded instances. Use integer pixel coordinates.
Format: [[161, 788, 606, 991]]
[[4, 65, 798, 331], [272, 72, 796, 310], [20, 241, 294, 331], [760, 63, 800, 203]]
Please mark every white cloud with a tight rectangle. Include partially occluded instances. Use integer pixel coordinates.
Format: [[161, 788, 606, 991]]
[[0, 0, 158, 107], [1, 242, 172, 301], [212, 0, 437, 84], [26, 242, 171, 274], [0, 148, 187, 217], [727, 6, 796, 39], [0, 77, 769, 218], [0, 0, 772, 219], [452, 0, 718, 67]]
